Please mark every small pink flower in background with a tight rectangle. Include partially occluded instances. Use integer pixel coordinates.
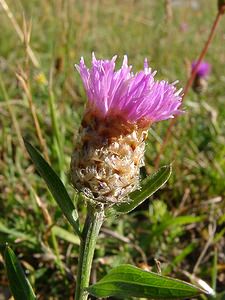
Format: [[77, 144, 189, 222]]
[[191, 61, 211, 93], [192, 61, 211, 78]]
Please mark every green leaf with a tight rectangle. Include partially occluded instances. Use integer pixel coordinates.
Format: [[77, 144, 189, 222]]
[[4, 246, 36, 300], [87, 264, 207, 299], [24, 140, 81, 237], [114, 165, 172, 214], [52, 225, 80, 245]]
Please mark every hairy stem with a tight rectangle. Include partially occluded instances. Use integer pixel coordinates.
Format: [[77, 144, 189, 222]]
[[75, 204, 104, 300]]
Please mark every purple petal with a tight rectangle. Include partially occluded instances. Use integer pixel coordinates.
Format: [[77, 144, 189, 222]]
[[76, 54, 183, 126]]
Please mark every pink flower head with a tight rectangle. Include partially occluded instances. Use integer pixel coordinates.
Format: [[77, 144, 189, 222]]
[[76, 54, 183, 127], [192, 61, 211, 78]]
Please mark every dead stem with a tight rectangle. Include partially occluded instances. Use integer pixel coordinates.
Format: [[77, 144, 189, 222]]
[[16, 72, 50, 164]]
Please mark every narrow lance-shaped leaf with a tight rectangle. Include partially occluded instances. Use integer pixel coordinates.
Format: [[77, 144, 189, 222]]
[[114, 165, 172, 214], [4, 246, 36, 300], [87, 264, 208, 299], [24, 140, 81, 237]]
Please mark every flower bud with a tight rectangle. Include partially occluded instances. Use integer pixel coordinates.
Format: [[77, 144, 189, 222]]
[[191, 61, 211, 94], [218, 0, 225, 14]]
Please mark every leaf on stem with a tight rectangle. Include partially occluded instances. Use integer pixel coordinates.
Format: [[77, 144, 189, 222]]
[[114, 165, 172, 214], [87, 264, 208, 299], [4, 246, 36, 300], [24, 140, 81, 237]]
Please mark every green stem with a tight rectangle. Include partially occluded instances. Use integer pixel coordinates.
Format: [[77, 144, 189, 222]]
[[75, 204, 104, 300]]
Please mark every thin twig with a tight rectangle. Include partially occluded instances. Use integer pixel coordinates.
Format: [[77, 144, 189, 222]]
[[154, 10, 222, 169], [16, 72, 50, 163], [101, 227, 148, 264], [101, 227, 130, 243], [34, 193, 52, 226], [193, 222, 217, 274]]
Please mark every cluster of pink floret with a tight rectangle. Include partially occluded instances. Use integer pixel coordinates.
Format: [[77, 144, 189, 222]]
[[76, 53, 183, 125]]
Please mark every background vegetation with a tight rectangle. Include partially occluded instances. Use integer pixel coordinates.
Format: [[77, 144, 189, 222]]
[[0, 0, 224, 299]]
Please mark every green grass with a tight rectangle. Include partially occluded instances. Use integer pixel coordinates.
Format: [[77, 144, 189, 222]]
[[0, 0, 225, 299]]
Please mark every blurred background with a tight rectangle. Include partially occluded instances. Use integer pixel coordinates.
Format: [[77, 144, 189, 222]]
[[0, 0, 225, 299]]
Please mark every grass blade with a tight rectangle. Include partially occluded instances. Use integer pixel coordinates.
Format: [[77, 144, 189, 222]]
[[4, 246, 36, 300], [87, 264, 207, 299], [150, 215, 205, 238], [24, 140, 81, 237], [0, 221, 36, 245], [52, 225, 80, 245]]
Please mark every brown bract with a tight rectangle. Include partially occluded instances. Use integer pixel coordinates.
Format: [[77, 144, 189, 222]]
[[81, 107, 151, 138]]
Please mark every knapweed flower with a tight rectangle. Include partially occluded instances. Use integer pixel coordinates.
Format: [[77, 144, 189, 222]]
[[192, 61, 211, 93], [70, 54, 182, 205]]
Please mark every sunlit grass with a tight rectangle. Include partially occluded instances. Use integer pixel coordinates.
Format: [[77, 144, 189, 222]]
[[0, 0, 224, 299]]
